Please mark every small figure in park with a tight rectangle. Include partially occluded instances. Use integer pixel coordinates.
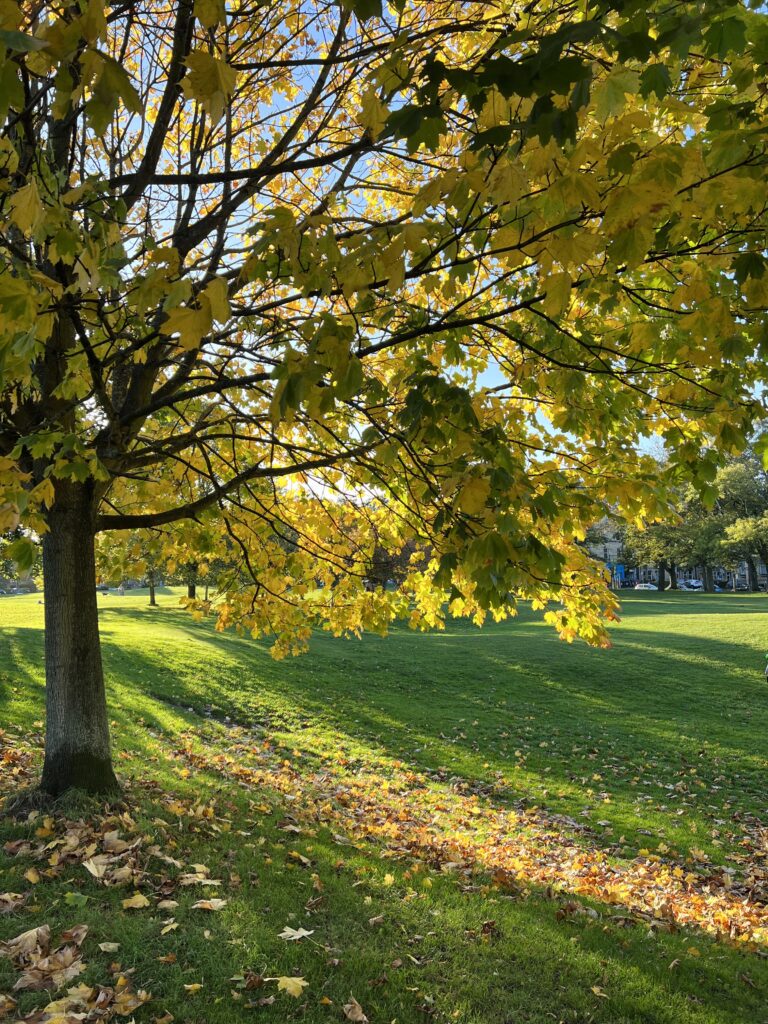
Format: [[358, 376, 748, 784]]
[[118, 583, 125, 597]]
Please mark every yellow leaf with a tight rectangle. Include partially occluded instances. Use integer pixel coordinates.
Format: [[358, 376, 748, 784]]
[[194, 0, 225, 28], [23, 867, 41, 885], [183, 51, 237, 121], [358, 87, 389, 138], [30, 478, 55, 509], [9, 179, 44, 236], [122, 891, 150, 910], [163, 302, 212, 350], [458, 477, 490, 517], [184, 983, 203, 993], [203, 277, 230, 323], [541, 271, 571, 318], [276, 976, 309, 997]]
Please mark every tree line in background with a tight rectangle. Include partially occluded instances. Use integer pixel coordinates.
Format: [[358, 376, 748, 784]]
[[619, 442, 768, 592]]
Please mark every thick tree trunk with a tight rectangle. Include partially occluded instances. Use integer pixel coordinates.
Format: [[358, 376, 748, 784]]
[[186, 561, 197, 600], [657, 560, 667, 591], [669, 563, 678, 590], [40, 481, 118, 796], [148, 569, 157, 607], [703, 566, 715, 593]]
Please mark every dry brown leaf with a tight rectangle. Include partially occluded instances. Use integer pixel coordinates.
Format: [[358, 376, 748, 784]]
[[343, 995, 369, 1022], [0, 893, 25, 914], [191, 898, 227, 911]]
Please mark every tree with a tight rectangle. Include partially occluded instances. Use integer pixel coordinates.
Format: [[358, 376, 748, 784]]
[[622, 517, 683, 590], [1, 0, 766, 794]]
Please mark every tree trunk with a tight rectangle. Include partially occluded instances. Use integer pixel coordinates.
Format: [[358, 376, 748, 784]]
[[703, 565, 715, 593], [40, 480, 118, 796], [669, 563, 678, 589], [747, 556, 759, 592], [148, 569, 157, 607], [186, 562, 197, 600], [657, 560, 667, 591]]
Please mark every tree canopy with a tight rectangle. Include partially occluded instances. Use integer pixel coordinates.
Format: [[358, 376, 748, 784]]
[[1, 0, 767, 789]]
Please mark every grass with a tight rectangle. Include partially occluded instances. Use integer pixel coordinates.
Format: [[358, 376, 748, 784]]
[[2, 589, 768, 1023]]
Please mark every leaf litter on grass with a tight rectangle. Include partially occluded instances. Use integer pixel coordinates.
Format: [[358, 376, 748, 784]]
[[3, 715, 768, 1020]]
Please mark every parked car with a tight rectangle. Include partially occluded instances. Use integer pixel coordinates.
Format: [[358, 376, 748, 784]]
[[634, 583, 656, 590], [679, 580, 704, 591]]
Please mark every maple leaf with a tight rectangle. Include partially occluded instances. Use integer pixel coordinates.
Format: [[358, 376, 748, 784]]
[[278, 926, 314, 941], [9, 178, 44, 235], [122, 892, 151, 910], [183, 51, 237, 122], [275, 976, 309, 997]]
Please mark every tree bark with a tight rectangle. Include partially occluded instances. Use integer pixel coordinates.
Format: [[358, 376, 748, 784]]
[[703, 565, 715, 593], [186, 561, 197, 600], [40, 480, 118, 796], [669, 563, 678, 590], [148, 569, 157, 606], [657, 560, 667, 591], [747, 556, 759, 592]]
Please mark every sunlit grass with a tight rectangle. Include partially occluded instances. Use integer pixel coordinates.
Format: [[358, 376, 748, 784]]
[[2, 589, 768, 1022]]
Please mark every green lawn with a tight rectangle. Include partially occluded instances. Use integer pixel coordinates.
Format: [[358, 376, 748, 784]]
[[2, 590, 768, 1023]]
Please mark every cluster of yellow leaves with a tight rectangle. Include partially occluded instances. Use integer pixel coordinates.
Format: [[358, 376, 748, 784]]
[[173, 732, 768, 948]]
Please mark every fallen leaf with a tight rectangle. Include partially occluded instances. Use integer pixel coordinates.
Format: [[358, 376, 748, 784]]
[[24, 867, 41, 885], [191, 898, 228, 911], [122, 892, 151, 910], [0, 893, 25, 914], [278, 926, 314, 941], [99, 942, 120, 953], [344, 995, 369, 1021], [83, 856, 111, 879], [275, 976, 309, 997], [0, 994, 17, 1018], [183, 983, 203, 993]]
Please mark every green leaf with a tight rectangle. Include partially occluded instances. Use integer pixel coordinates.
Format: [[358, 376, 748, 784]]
[[6, 536, 37, 572], [593, 68, 639, 120], [86, 55, 143, 135], [704, 17, 747, 59], [339, 0, 382, 19], [0, 29, 47, 52], [733, 251, 766, 285], [63, 891, 90, 908], [639, 63, 672, 101], [335, 356, 364, 400]]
